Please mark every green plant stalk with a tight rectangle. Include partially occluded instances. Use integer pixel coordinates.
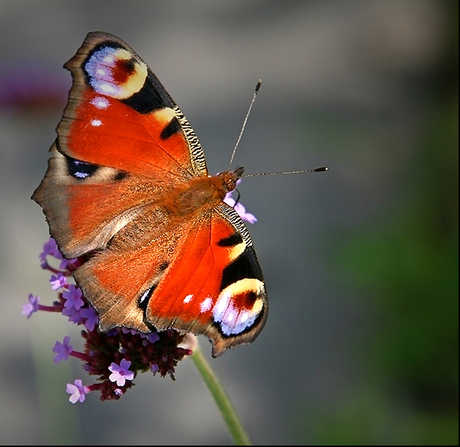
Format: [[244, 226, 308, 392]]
[[191, 344, 251, 445]]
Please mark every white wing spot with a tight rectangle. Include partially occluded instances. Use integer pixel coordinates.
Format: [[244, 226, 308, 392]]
[[224, 310, 235, 322], [200, 297, 213, 313], [91, 97, 110, 109], [183, 294, 193, 304], [239, 312, 249, 323], [91, 119, 102, 127], [103, 55, 114, 64]]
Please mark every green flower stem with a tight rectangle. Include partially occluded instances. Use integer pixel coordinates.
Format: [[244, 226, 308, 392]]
[[191, 344, 251, 445]]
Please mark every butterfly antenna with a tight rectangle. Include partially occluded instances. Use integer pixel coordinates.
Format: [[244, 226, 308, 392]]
[[229, 79, 262, 167], [243, 166, 329, 177]]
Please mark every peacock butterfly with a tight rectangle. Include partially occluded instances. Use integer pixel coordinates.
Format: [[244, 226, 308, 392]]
[[32, 31, 267, 357]]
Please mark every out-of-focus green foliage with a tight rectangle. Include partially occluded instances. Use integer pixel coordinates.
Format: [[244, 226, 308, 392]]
[[293, 2, 458, 444]]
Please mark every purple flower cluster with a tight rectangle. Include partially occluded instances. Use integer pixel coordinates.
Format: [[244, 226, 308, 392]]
[[25, 193, 256, 403], [24, 238, 193, 403]]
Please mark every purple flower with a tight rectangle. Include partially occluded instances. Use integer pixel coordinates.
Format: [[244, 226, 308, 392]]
[[143, 332, 160, 344], [28, 237, 193, 402], [58, 257, 78, 271], [80, 307, 98, 331], [121, 327, 138, 336], [49, 273, 67, 290], [106, 328, 119, 337], [224, 196, 258, 224], [39, 237, 78, 270], [120, 328, 160, 345], [62, 285, 84, 311], [108, 359, 135, 386], [66, 379, 89, 404], [39, 238, 60, 265], [64, 309, 84, 324], [22, 294, 40, 319], [52, 336, 73, 363], [235, 202, 257, 224]]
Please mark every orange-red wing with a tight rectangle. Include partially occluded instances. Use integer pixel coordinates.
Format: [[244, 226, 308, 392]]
[[75, 203, 267, 357], [33, 32, 208, 257], [59, 31, 208, 179]]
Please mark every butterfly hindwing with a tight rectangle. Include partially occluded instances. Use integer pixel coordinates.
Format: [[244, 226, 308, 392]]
[[145, 203, 267, 356], [74, 202, 267, 357]]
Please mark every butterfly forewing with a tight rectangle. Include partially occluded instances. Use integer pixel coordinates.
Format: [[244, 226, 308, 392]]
[[62, 31, 208, 178]]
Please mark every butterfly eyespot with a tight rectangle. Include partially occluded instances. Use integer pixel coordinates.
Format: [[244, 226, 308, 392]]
[[84, 44, 148, 102], [212, 279, 265, 336]]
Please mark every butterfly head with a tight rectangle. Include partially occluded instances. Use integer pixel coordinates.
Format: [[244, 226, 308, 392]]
[[217, 166, 245, 194]]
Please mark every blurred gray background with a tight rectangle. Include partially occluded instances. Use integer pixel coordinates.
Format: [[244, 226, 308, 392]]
[[0, 0, 457, 444]]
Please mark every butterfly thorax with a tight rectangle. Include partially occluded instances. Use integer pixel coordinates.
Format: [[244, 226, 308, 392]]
[[163, 168, 244, 218]]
